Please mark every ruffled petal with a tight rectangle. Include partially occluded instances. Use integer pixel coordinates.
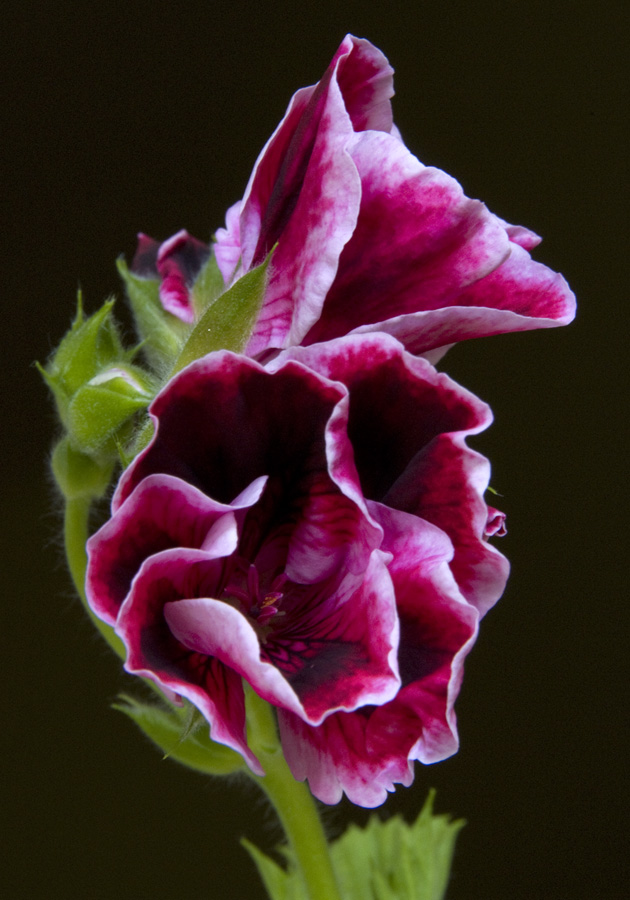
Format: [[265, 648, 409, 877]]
[[86, 473, 264, 625], [274, 333, 491, 502], [116, 552, 260, 772], [384, 434, 509, 617], [164, 547, 399, 727], [302, 131, 509, 346], [235, 36, 394, 356], [279, 503, 478, 806], [114, 352, 346, 508]]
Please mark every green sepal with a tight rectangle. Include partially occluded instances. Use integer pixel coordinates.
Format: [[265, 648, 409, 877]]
[[190, 250, 226, 319], [113, 694, 245, 776], [67, 365, 155, 455], [171, 248, 274, 375], [117, 258, 190, 373], [39, 294, 124, 427], [243, 790, 464, 900], [51, 436, 114, 500]]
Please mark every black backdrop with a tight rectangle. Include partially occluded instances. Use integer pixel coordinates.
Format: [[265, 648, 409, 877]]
[[4, 2, 627, 898]]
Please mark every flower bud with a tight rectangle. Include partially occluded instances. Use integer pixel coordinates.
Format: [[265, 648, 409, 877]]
[[51, 436, 114, 500], [38, 294, 156, 485], [66, 364, 154, 455]]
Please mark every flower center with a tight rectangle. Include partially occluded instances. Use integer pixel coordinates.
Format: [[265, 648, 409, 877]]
[[223, 562, 287, 639]]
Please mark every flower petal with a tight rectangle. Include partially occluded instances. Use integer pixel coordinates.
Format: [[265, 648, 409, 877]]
[[300, 130, 574, 352], [237, 35, 394, 356], [116, 552, 261, 772], [384, 434, 510, 616], [86, 473, 257, 625], [302, 131, 509, 346], [214, 201, 242, 286], [275, 333, 491, 503], [155, 230, 210, 323], [279, 504, 478, 805]]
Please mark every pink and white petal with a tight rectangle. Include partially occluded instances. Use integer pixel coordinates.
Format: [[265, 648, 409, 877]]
[[117, 553, 260, 771], [213, 201, 243, 286], [86, 474, 242, 625], [365, 501, 479, 763], [276, 334, 491, 504], [333, 34, 394, 133], [279, 708, 396, 807], [238, 83, 317, 272], [245, 83, 361, 356], [279, 507, 479, 806], [485, 507, 507, 538], [349, 239, 575, 356], [114, 353, 345, 510], [266, 549, 400, 723], [239, 34, 392, 275], [384, 434, 509, 616], [164, 597, 312, 720], [285, 467, 380, 582], [303, 131, 510, 346], [155, 230, 210, 323], [494, 215, 542, 250], [166, 549, 399, 726]]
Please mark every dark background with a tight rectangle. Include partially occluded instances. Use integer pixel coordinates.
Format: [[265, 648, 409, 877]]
[[3, 1, 627, 898]]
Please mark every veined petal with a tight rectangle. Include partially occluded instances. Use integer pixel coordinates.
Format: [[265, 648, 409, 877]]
[[235, 35, 395, 356], [279, 503, 478, 805], [86, 473, 257, 625], [302, 131, 509, 346], [116, 552, 261, 772], [384, 434, 510, 617], [275, 333, 491, 502]]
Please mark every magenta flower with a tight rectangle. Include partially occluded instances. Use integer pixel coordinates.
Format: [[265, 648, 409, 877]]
[[210, 34, 575, 360], [86, 334, 508, 805]]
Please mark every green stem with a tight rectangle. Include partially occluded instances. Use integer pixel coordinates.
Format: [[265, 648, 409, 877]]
[[246, 690, 342, 900], [64, 496, 125, 659]]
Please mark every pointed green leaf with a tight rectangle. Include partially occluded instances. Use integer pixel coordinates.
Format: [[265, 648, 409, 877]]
[[172, 249, 274, 374], [241, 839, 309, 900], [113, 695, 245, 776], [117, 258, 189, 372], [248, 790, 463, 900], [190, 250, 226, 319], [329, 790, 465, 900]]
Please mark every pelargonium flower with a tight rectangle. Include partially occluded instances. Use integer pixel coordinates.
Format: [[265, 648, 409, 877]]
[[86, 333, 508, 806], [131, 35, 574, 361]]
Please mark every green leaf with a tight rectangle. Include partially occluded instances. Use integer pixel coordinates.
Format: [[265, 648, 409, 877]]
[[113, 695, 245, 776], [330, 790, 464, 900], [241, 839, 308, 900], [117, 258, 189, 373], [190, 250, 226, 319], [171, 249, 273, 375], [244, 791, 464, 900]]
